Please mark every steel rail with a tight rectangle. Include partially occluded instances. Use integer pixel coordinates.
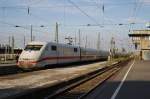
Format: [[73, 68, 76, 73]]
[[44, 60, 130, 99]]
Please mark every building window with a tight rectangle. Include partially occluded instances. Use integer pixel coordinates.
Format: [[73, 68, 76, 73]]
[[74, 48, 78, 52], [51, 45, 57, 51]]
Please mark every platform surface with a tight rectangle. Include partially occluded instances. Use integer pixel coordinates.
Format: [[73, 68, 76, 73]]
[[0, 61, 108, 99], [86, 59, 150, 99]]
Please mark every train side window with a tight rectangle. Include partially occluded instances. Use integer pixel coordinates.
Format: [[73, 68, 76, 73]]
[[51, 45, 57, 51], [74, 48, 78, 52]]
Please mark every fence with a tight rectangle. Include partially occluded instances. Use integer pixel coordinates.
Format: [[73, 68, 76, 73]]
[[0, 54, 19, 62]]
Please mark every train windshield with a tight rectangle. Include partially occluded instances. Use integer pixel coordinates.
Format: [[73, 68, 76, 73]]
[[24, 45, 43, 51]]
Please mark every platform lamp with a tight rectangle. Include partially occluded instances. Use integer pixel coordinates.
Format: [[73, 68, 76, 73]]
[[15, 25, 45, 42]]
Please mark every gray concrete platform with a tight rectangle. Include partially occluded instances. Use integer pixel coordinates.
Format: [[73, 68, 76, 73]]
[[0, 61, 110, 99], [85, 59, 150, 99]]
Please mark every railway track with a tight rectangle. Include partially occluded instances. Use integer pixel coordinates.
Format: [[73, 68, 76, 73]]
[[10, 59, 130, 99], [49, 68, 119, 99], [44, 61, 126, 99], [0, 65, 41, 76], [0, 65, 22, 76]]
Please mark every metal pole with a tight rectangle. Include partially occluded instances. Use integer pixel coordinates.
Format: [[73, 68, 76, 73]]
[[85, 35, 87, 49], [10, 36, 14, 60], [55, 22, 59, 43], [31, 25, 33, 42], [11, 36, 14, 54], [24, 36, 26, 48], [78, 29, 81, 46], [55, 22, 59, 64], [8, 36, 11, 54], [33, 35, 35, 41], [97, 32, 100, 51], [4, 45, 7, 62], [110, 37, 115, 59], [75, 32, 76, 45]]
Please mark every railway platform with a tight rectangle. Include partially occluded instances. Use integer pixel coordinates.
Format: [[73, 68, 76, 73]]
[[0, 61, 110, 99], [85, 59, 150, 99]]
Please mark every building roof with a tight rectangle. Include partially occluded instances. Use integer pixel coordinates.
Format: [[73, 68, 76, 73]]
[[129, 29, 150, 37]]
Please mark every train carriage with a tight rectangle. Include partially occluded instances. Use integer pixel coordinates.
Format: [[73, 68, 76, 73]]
[[17, 41, 109, 69]]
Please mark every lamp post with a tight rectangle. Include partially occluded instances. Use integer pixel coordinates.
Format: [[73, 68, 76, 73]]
[[55, 22, 59, 43], [15, 25, 33, 42], [15, 25, 44, 42]]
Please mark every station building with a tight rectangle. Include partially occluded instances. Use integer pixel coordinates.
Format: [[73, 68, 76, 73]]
[[129, 30, 150, 60]]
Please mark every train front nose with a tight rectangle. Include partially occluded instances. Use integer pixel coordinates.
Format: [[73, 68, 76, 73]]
[[17, 61, 37, 69], [18, 51, 40, 69]]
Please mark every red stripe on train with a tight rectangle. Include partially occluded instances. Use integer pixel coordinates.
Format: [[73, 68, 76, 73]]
[[18, 56, 95, 64], [37, 56, 80, 62]]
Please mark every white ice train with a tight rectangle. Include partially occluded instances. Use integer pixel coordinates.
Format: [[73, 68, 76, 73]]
[[17, 41, 109, 69]]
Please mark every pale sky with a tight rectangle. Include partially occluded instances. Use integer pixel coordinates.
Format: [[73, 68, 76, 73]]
[[0, 0, 150, 52]]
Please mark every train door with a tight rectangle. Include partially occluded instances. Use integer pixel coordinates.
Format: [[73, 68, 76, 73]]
[[62, 46, 70, 63], [73, 47, 80, 62], [50, 44, 58, 64], [57, 45, 64, 64]]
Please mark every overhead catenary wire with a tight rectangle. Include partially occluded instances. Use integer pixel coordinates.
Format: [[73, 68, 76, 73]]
[[0, 1, 149, 9], [0, 6, 52, 27], [128, 0, 143, 32], [0, 0, 146, 27], [67, 0, 102, 28], [26, 0, 47, 6], [0, 0, 147, 51], [0, 20, 46, 33]]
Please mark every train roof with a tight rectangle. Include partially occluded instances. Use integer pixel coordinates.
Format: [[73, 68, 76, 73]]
[[27, 41, 80, 48], [47, 42, 78, 47], [27, 41, 108, 52], [27, 41, 47, 45]]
